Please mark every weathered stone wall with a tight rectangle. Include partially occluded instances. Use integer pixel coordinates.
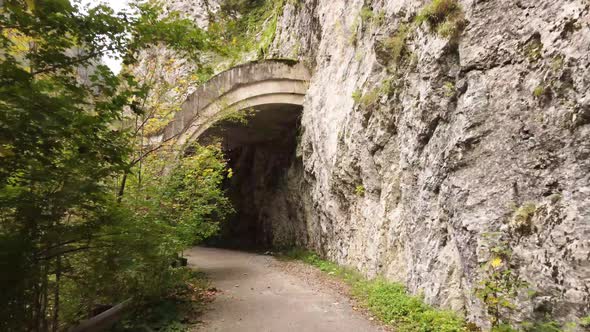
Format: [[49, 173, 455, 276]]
[[264, 0, 590, 327]]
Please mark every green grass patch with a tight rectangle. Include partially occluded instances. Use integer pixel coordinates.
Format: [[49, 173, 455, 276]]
[[281, 249, 467, 332], [533, 85, 546, 98], [383, 23, 410, 67], [415, 0, 466, 40]]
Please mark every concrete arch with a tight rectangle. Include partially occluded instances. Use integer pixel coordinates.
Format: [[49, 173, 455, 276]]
[[159, 59, 311, 147]]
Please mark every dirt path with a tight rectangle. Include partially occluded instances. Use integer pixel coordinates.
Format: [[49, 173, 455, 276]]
[[186, 247, 384, 332]]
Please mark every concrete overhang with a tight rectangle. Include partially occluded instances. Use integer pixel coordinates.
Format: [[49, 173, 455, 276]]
[[156, 59, 311, 148]]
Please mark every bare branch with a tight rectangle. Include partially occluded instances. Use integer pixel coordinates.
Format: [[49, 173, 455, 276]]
[[129, 132, 180, 167]]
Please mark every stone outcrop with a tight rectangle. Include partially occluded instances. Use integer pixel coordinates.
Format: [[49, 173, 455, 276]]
[[263, 0, 590, 327]]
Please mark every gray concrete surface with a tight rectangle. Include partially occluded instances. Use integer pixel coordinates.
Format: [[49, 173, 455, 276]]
[[157, 60, 310, 147], [186, 247, 382, 332]]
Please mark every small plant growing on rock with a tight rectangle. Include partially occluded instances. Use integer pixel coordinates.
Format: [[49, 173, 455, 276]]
[[551, 55, 564, 72], [416, 0, 467, 40], [510, 202, 537, 236], [352, 89, 363, 102], [524, 34, 543, 62], [360, 6, 386, 27], [349, 16, 360, 46], [443, 81, 456, 97], [360, 6, 375, 23], [379, 78, 395, 98], [476, 235, 529, 329], [373, 10, 386, 27], [355, 185, 366, 196], [383, 23, 410, 67], [360, 89, 380, 107], [533, 85, 546, 98], [352, 88, 380, 110]]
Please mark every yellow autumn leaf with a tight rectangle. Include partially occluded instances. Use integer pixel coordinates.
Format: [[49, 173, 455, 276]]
[[25, 0, 36, 10], [491, 257, 503, 268]]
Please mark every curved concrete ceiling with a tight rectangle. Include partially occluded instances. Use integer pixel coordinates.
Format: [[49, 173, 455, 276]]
[[157, 59, 311, 147]]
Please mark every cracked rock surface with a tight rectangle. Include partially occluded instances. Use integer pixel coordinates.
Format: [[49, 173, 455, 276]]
[[264, 0, 590, 326]]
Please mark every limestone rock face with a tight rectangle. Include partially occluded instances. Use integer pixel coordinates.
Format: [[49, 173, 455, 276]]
[[162, 0, 219, 29], [263, 0, 590, 327]]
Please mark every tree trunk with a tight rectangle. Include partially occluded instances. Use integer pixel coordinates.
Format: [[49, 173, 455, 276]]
[[117, 172, 128, 203], [52, 256, 61, 332]]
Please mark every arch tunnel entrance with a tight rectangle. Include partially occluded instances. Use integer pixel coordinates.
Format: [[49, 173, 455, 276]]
[[156, 60, 311, 249], [200, 104, 303, 248]]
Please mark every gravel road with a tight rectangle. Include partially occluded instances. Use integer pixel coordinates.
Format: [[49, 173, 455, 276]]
[[186, 247, 384, 332]]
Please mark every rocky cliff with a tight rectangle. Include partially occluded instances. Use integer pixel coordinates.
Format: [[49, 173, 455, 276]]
[[264, 0, 590, 327], [151, 0, 590, 328]]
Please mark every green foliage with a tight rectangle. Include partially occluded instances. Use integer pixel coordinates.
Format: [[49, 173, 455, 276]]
[[359, 6, 386, 27], [355, 185, 366, 196], [520, 319, 584, 332], [0, 1, 228, 330], [353, 78, 397, 110], [383, 24, 410, 67], [55, 144, 232, 327], [352, 87, 381, 109], [209, 0, 285, 63], [350, 6, 386, 46], [349, 15, 360, 46], [491, 324, 519, 332], [160, 145, 234, 246], [443, 81, 456, 97], [533, 85, 546, 98], [359, 6, 375, 24], [0, 1, 138, 329], [217, 108, 260, 126], [475, 235, 528, 328], [355, 280, 466, 332], [581, 315, 590, 327], [551, 55, 564, 72], [374, 10, 387, 27], [524, 36, 543, 62], [352, 89, 363, 102], [362, 89, 381, 107], [416, 0, 466, 40], [113, 270, 210, 331], [524, 321, 562, 332], [282, 250, 467, 332], [286, 0, 303, 7], [127, 3, 212, 66]]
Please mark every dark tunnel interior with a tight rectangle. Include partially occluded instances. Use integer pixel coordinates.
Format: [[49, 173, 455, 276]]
[[200, 104, 303, 249]]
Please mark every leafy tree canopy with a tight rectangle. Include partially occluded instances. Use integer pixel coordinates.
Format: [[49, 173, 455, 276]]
[[0, 1, 232, 330]]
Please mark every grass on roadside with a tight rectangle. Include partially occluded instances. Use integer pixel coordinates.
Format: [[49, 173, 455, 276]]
[[281, 249, 468, 332]]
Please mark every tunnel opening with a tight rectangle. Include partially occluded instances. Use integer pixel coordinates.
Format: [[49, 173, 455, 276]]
[[200, 104, 304, 249]]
